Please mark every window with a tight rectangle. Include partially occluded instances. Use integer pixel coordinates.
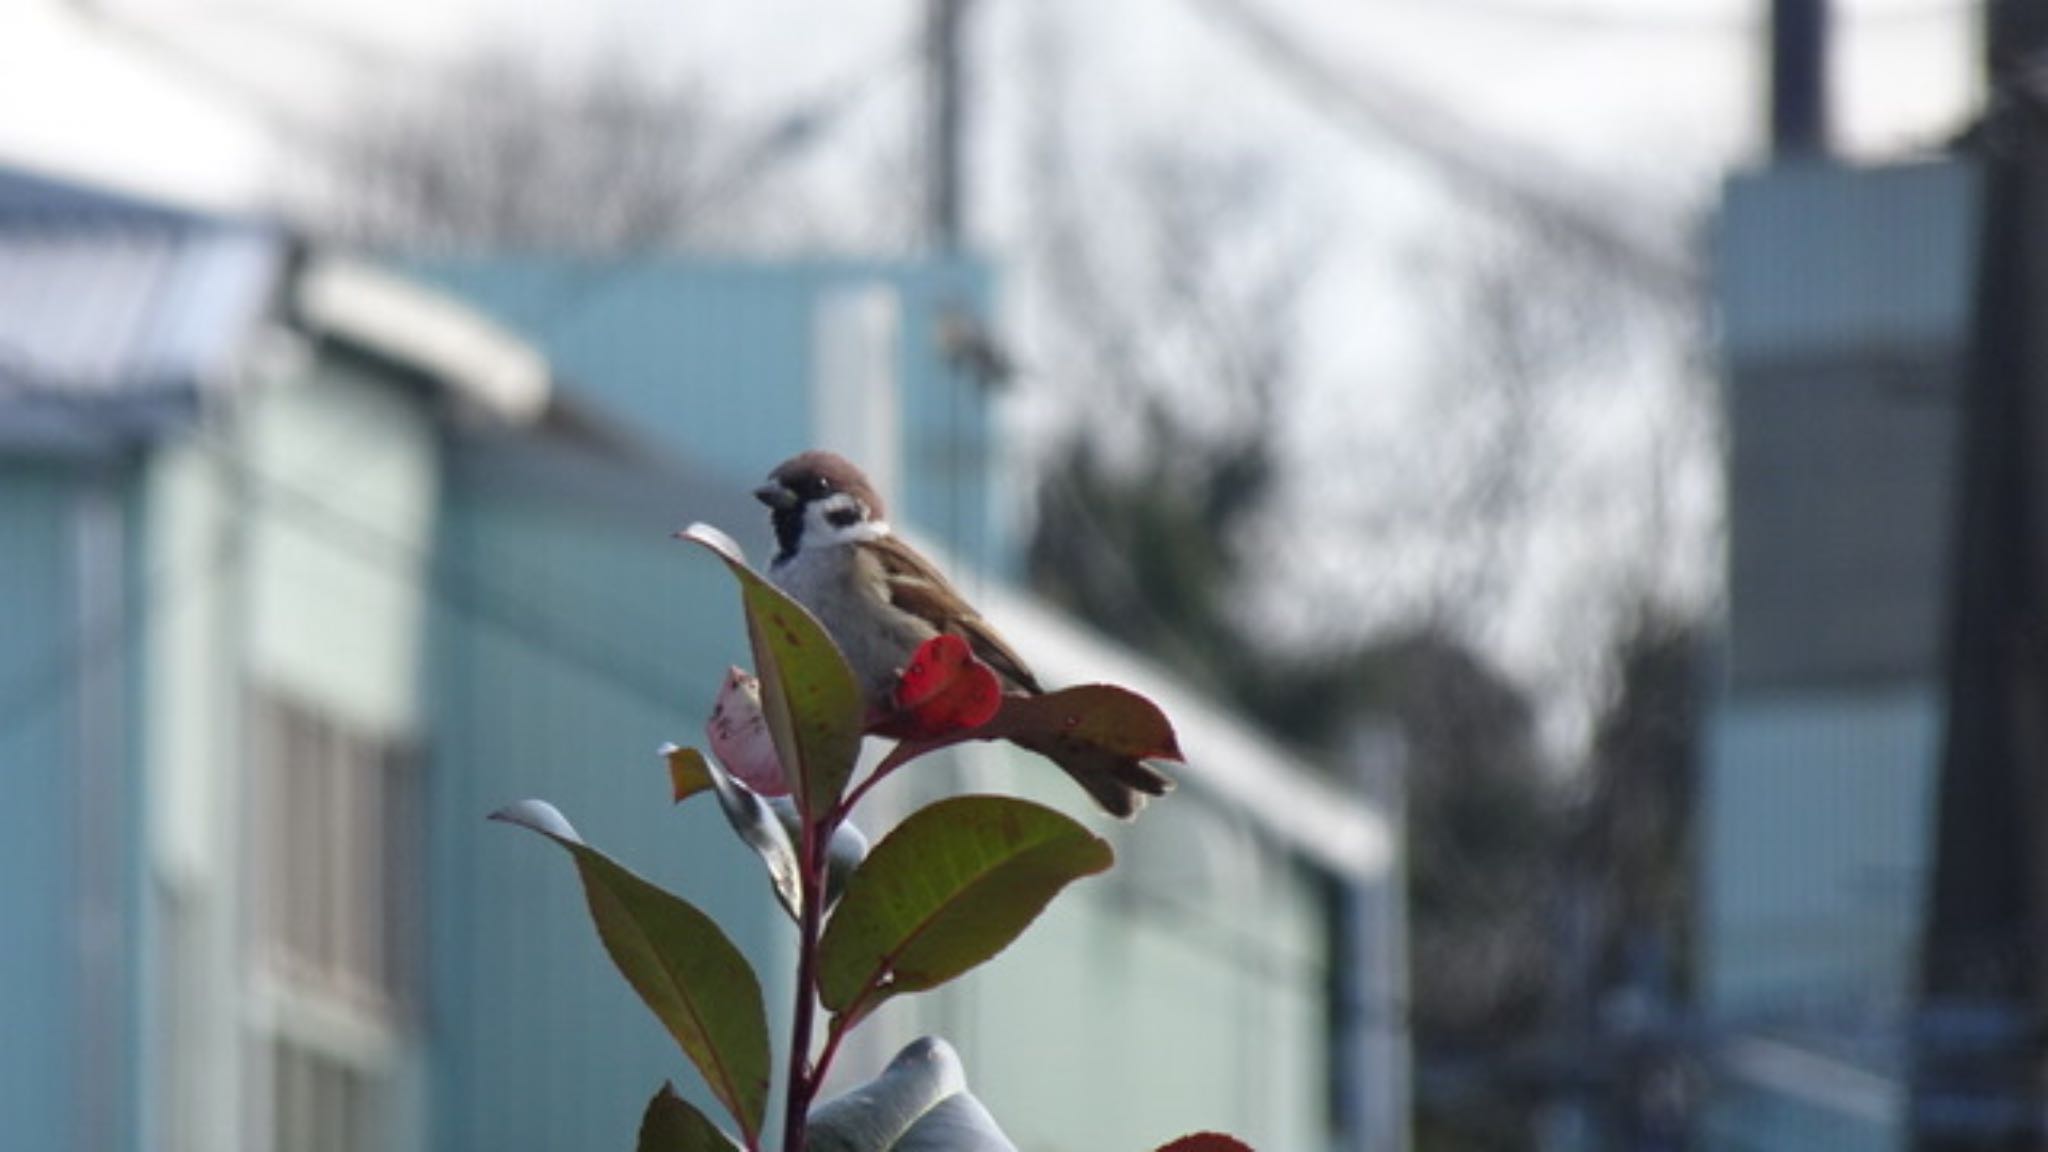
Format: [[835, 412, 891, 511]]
[[271, 1037, 374, 1152], [250, 687, 421, 1152], [257, 689, 422, 1014]]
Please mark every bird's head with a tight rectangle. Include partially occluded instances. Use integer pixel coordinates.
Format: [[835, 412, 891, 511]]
[[755, 451, 890, 564]]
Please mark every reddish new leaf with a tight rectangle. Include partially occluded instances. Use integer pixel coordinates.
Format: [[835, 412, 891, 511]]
[[705, 667, 789, 796], [890, 634, 1003, 737], [872, 683, 1184, 778], [984, 684, 1183, 763], [1154, 1135, 1257, 1152]]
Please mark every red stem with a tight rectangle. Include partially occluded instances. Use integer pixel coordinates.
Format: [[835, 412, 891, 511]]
[[834, 768, 890, 828]]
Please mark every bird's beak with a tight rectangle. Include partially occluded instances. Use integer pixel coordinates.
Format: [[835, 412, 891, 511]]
[[753, 483, 796, 510]]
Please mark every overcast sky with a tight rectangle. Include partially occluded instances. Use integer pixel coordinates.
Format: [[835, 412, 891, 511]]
[[0, 0, 1986, 748], [1, 0, 1977, 212]]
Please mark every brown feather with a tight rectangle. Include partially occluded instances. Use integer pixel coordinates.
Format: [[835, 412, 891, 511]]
[[864, 533, 1044, 695]]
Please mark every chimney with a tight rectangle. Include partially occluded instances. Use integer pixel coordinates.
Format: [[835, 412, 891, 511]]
[[1770, 0, 1828, 156]]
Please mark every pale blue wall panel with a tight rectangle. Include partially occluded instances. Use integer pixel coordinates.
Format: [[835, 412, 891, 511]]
[[1704, 689, 1940, 1014], [0, 463, 78, 1152], [413, 258, 1005, 575], [428, 440, 794, 1152]]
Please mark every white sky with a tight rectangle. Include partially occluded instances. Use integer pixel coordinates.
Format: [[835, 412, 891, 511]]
[[0, 0, 1985, 747], [0, 0, 1977, 211]]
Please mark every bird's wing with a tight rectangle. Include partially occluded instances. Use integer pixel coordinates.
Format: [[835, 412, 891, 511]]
[[866, 534, 1044, 694]]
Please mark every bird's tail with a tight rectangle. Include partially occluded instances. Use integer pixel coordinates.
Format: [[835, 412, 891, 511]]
[[1011, 731, 1176, 821]]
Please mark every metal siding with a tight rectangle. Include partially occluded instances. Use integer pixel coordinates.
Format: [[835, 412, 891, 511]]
[[429, 446, 793, 1152], [0, 462, 78, 1152], [243, 352, 440, 736], [0, 225, 281, 396], [1705, 689, 1939, 1012], [1716, 159, 1975, 692], [1704, 1079, 1898, 1152], [1704, 157, 1975, 1152], [1726, 356, 1962, 688], [1717, 160, 1980, 364], [411, 258, 1006, 575], [1701, 689, 1939, 1152], [894, 270, 1002, 577]]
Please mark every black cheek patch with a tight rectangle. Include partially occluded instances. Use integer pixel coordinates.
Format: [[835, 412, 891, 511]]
[[826, 506, 862, 529]]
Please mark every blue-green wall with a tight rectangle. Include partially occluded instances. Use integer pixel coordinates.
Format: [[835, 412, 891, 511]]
[[427, 436, 794, 1151], [412, 257, 1007, 575], [0, 462, 79, 1152]]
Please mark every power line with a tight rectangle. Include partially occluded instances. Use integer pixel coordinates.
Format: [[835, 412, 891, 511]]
[[1181, 0, 1700, 303], [1364, 0, 1982, 36], [499, 35, 921, 338]]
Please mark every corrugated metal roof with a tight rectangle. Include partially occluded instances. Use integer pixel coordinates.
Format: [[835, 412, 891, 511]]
[[0, 165, 206, 226], [0, 222, 284, 398]]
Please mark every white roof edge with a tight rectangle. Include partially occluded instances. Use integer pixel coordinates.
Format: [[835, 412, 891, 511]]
[[295, 255, 550, 425], [953, 554, 1393, 881]]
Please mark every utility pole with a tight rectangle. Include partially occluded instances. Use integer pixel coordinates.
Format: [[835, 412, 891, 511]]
[[1768, 0, 1828, 155], [1910, 9, 2048, 1150], [926, 0, 973, 251]]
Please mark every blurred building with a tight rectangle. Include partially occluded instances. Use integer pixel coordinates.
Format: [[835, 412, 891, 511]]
[[1702, 157, 1982, 1150], [0, 166, 1404, 1152], [0, 165, 551, 1152], [409, 257, 1012, 577], [414, 252, 1405, 1152]]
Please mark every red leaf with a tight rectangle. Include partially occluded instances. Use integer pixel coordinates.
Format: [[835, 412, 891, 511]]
[[1154, 1135, 1257, 1152], [888, 635, 1003, 738], [868, 682, 1184, 781]]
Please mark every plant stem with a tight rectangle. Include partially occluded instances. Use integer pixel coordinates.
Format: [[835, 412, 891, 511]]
[[782, 820, 829, 1152]]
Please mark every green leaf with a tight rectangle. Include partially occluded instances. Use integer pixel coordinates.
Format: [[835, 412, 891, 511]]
[[680, 523, 864, 823], [636, 1082, 742, 1152], [817, 795, 1113, 1023], [490, 801, 770, 1145], [807, 1037, 1018, 1152]]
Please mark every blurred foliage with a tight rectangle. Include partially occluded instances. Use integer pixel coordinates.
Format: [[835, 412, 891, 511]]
[[1022, 142, 1705, 1146]]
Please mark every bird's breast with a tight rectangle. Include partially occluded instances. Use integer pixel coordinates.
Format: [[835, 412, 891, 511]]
[[770, 545, 935, 707]]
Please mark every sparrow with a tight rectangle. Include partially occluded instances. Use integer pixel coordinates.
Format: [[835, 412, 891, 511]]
[[755, 450, 1173, 818]]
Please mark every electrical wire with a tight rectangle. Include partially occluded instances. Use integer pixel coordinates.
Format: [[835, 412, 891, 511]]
[[1180, 0, 1702, 303], [465, 36, 922, 340], [1361, 0, 1984, 36]]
